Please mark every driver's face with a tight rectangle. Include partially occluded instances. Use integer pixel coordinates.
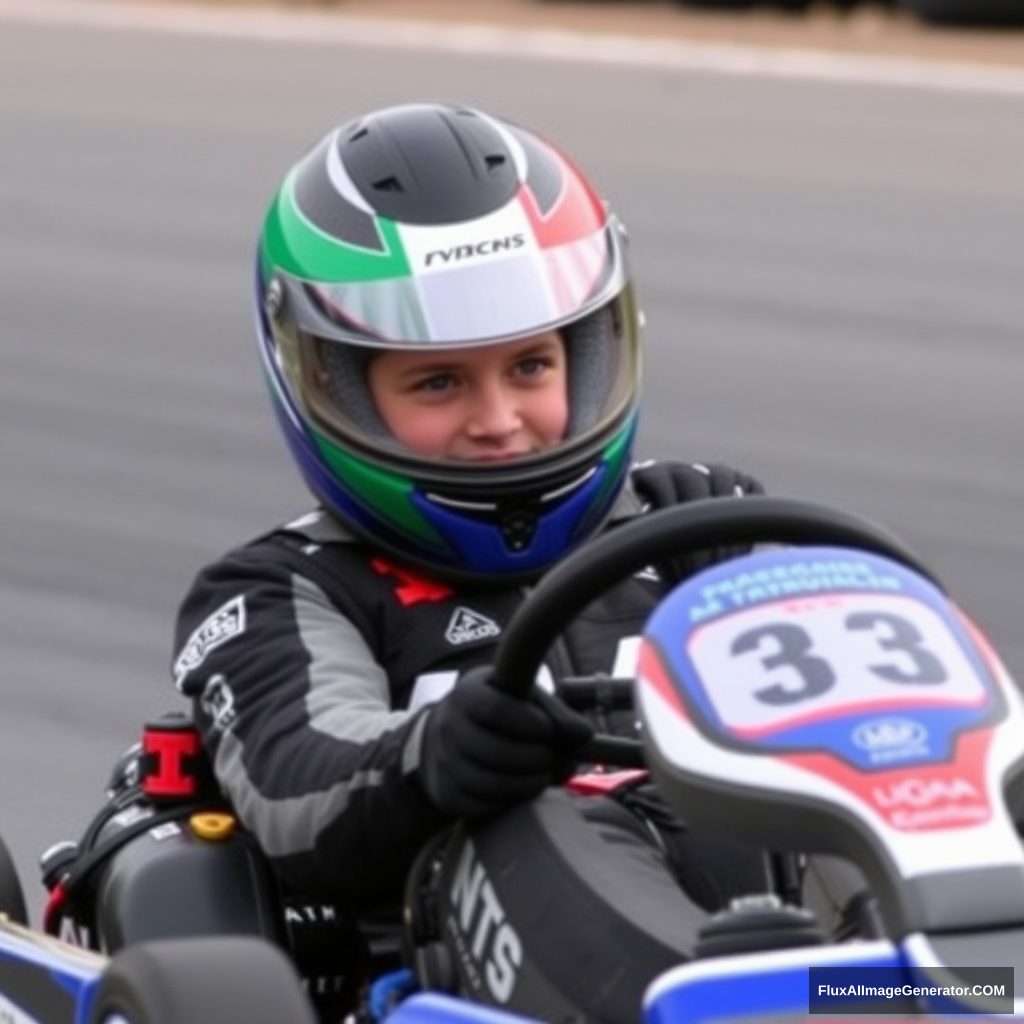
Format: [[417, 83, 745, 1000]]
[[368, 332, 569, 462]]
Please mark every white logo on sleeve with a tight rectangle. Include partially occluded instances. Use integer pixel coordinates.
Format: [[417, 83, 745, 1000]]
[[445, 607, 501, 646], [200, 673, 238, 732], [173, 595, 247, 690]]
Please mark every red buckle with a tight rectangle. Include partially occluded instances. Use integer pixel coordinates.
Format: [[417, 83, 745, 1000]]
[[142, 718, 202, 800]]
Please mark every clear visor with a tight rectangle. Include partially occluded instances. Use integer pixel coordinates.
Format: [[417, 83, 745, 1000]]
[[292, 286, 642, 470]]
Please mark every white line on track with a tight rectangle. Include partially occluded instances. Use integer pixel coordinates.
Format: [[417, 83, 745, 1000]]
[[2, 0, 1024, 97]]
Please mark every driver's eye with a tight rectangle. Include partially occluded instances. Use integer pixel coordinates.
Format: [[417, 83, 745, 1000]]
[[413, 374, 457, 393], [512, 355, 557, 382]]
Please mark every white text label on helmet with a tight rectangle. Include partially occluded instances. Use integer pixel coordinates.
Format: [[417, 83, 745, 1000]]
[[402, 206, 534, 275]]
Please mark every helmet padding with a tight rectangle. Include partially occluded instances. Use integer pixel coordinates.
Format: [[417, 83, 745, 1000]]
[[314, 302, 619, 449]]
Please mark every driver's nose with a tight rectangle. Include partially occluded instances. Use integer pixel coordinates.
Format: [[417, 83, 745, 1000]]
[[465, 379, 521, 440]]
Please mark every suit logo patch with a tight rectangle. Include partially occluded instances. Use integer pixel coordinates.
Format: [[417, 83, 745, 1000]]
[[445, 607, 501, 646], [173, 596, 246, 691], [199, 673, 237, 732]]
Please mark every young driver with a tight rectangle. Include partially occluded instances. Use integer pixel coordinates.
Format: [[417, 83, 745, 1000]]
[[171, 102, 772, 1020]]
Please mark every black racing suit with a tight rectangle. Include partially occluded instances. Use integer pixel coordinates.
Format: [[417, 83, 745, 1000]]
[[171, 475, 774, 1012]]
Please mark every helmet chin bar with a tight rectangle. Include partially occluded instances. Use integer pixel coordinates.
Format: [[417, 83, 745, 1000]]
[[425, 465, 600, 554], [424, 493, 539, 554], [407, 461, 622, 582]]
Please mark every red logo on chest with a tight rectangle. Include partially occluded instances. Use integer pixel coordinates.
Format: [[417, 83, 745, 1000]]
[[371, 558, 454, 607]]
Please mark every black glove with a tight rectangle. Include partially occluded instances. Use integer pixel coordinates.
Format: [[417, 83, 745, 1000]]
[[415, 666, 594, 820], [631, 460, 766, 582]]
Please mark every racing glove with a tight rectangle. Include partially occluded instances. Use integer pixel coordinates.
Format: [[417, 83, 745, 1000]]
[[631, 460, 766, 583], [414, 666, 594, 820]]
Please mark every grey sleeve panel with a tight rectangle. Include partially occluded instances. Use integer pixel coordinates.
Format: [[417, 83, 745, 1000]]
[[210, 572, 420, 858], [292, 573, 414, 746], [216, 727, 395, 860], [177, 553, 447, 906]]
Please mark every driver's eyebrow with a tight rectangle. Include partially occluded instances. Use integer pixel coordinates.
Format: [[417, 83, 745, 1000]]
[[512, 340, 560, 360], [394, 358, 465, 382]]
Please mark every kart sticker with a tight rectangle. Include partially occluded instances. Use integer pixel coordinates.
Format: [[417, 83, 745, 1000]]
[[639, 547, 1024, 891], [692, 592, 982, 728], [643, 547, 1004, 772]]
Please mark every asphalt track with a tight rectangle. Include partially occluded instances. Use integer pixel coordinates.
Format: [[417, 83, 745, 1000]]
[[1, 2, 1023, 921]]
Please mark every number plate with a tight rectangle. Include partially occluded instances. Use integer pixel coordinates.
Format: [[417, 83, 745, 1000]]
[[644, 546, 1004, 770]]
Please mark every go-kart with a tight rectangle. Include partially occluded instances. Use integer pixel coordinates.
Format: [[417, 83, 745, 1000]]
[[10, 495, 1024, 1024]]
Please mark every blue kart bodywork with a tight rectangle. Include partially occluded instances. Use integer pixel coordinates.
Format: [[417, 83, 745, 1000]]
[[0, 916, 1014, 1024], [0, 919, 101, 1024]]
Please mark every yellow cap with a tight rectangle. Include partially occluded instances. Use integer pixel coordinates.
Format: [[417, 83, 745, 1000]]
[[189, 812, 236, 841]]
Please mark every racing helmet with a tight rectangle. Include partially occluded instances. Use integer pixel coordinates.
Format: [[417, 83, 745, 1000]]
[[255, 102, 642, 583]]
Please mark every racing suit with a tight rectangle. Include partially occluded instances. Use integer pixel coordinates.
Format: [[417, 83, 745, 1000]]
[[171, 469, 774, 1011]]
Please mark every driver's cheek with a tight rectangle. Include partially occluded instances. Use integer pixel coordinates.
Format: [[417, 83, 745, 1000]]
[[383, 398, 458, 458], [405, 401, 467, 458]]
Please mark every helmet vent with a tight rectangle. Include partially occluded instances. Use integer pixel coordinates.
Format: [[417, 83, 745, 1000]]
[[373, 176, 403, 193], [485, 155, 506, 173]]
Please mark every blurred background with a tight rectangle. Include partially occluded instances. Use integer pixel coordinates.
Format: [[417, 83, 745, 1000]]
[[0, 0, 1022, 923], [539, 0, 1024, 29]]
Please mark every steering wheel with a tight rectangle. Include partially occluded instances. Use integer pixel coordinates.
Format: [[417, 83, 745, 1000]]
[[490, 495, 942, 766]]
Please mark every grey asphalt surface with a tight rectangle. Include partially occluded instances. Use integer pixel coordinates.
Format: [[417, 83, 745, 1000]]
[[1, 11, 1023, 922]]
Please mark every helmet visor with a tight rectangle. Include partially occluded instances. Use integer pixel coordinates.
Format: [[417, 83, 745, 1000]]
[[294, 286, 641, 473], [286, 226, 625, 348]]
